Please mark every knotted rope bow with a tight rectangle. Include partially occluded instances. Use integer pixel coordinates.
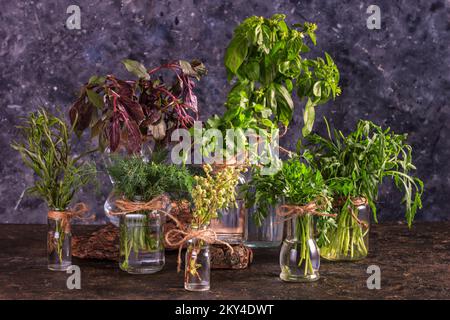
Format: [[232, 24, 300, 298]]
[[334, 196, 369, 228], [276, 201, 337, 221], [47, 203, 91, 233], [165, 226, 234, 272], [109, 194, 171, 215], [349, 197, 369, 228]]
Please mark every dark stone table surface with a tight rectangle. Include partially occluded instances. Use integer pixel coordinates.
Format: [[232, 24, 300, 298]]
[[0, 222, 449, 300]]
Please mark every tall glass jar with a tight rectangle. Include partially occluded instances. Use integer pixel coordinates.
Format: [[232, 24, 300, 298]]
[[319, 204, 370, 261], [210, 199, 246, 244], [47, 211, 72, 271], [279, 215, 320, 282], [245, 205, 284, 248], [119, 203, 168, 274], [184, 226, 210, 291], [103, 146, 150, 227]]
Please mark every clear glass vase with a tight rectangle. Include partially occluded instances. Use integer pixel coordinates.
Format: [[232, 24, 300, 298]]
[[119, 206, 167, 274], [319, 204, 370, 261], [184, 226, 210, 291], [47, 214, 72, 271], [210, 199, 246, 244], [103, 146, 150, 226], [245, 205, 284, 248], [279, 215, 320, 282]]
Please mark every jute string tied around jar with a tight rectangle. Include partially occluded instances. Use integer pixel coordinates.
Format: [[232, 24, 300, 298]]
[[276, 201, 337, 222], [109, 194, 172, 216], [334, 196, 369, 229], [165, 226, 234, 273], [47, 203, 92, 233]]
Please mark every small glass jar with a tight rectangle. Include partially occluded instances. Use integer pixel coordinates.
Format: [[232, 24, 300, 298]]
[[279, 215, 320, 282], [210, 199, 246, 244], [245, 205, 284, 248], [184, 226, 211, 291], [119, 203, 168, 274], [320, 204, 370, 261], [47, 212, 72, 271]]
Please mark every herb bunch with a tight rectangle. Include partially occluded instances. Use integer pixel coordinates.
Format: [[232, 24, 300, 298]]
[[69, 59, 206, 154], [209, 14, 340, 138], [11, 108, 95, 210], [306, 119, 424, 227], [107, 156, 194, 202], [191, 164, 242, 227], [242, 166, 285, 226], [281, 159, 332, 208]]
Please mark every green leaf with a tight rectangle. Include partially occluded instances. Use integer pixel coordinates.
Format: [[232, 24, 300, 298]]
[[86, 89, 104, 109], [307, 31, 317, 46], [224, 34, 248, 75], [88, 75, 106, 86], [313, 81, 322, 97], [266, 85, 277, 112], [179, 60, 207, 80], [242, 61, 260, 81], [274, 83, 294, 126], [260, 118, 273, 128], [302, 98, 315, 137], [285, 79, 293, 93], [122, 59, 150, 80]]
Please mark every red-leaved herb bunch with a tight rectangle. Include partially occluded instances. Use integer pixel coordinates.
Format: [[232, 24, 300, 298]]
[[69, 59, 207, 154]]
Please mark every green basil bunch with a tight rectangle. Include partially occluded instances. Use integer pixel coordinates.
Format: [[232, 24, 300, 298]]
[[211, 14, 340, 137]]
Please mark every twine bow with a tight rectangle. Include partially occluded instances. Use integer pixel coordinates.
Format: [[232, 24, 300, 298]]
[[47, 203, 91, 233], [276, 201, 337, 222], [109, 194, 171, 216], [349, 197, 369, 228], [333, 196, 369, 228], [165, 227, 234, 272]]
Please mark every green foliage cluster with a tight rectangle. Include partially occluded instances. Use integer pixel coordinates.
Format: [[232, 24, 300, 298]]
[[281, 159, 332, 207], [11, 108, 95, 210], [242, 166, 285, 226], [306, 119, 424, 227], [208, 14, 340, 138], [244, 158, 332, 226], [191, 164, 242, 227], [107, 156, 194, 202]]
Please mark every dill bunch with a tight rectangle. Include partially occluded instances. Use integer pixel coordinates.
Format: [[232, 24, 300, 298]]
[[107, 156, 194, 201]]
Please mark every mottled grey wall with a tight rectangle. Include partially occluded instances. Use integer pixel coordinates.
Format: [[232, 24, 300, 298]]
[[1, 0, 449, 224]]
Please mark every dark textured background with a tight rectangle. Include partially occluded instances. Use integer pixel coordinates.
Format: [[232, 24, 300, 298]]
[[1, 0, 449, 224]]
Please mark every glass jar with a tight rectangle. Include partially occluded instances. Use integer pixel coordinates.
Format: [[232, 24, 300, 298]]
[[184, 226, 210, 291], [47, 212, 72, 271], [279, 215, 320, 282], [319, 204, 370, 261], [103, 146, 150, 226], [119, 204, 168, 274], [210, 199, 246, 244], [245, 205, 284, 248], [104, 190, 120, 227]]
